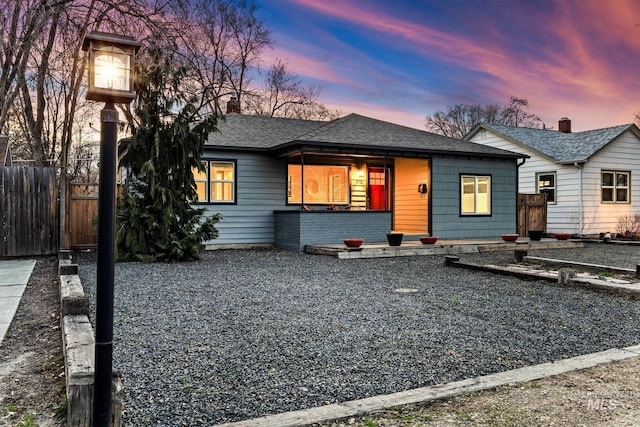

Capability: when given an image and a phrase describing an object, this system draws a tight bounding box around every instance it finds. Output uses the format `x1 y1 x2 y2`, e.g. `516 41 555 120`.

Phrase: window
461 175 491 215
193 160 236 203
536 172 556 204
287 164 349 204
602 171 629 203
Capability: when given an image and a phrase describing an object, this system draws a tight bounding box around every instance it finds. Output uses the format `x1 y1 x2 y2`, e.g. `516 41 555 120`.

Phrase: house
465 118 640 237
198 109 526 251
0 135 12 167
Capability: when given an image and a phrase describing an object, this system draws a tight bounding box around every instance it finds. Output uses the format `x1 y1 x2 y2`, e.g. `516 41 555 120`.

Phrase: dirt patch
316 356 640 426
0 256 65 427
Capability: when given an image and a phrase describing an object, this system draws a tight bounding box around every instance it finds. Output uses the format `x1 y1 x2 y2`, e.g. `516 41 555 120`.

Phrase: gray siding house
198 112 526 251
466 118 640 236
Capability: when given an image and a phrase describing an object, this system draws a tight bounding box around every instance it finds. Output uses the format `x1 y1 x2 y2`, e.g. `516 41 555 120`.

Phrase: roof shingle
475 123 637 163
207 113 525 159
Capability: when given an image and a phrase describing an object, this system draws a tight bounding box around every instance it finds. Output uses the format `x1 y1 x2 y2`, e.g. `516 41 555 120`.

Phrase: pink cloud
261 45 350 85
285 0 508 69
323 98 427 130
495 1 640 130
276 0 640 131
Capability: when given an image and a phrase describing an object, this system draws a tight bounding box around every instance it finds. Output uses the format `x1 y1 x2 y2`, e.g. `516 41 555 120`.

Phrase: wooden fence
518 193 547 237
0 167 58 257
67 183 98 248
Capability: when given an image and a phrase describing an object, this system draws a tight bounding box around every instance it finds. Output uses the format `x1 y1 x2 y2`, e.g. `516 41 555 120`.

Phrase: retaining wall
58 254 123 426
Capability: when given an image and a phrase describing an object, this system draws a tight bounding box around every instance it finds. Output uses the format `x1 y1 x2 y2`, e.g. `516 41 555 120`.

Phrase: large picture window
461 175 491 215
536 172 556 204
193 160 236 203
287 164 349 204
602 171 629 203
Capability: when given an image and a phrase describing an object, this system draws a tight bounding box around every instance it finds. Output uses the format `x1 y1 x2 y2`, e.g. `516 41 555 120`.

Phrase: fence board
518 193 547 237
0 167 58 256
68 183 98 248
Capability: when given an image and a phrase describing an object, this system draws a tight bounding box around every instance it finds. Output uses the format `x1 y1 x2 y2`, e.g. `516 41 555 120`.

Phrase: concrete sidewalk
0 259 36 344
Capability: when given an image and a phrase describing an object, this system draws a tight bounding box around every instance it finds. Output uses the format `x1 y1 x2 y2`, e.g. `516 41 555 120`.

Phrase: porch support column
301 150 305 207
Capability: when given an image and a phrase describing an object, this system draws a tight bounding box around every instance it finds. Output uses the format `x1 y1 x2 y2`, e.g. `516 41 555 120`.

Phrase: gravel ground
76 243 640 426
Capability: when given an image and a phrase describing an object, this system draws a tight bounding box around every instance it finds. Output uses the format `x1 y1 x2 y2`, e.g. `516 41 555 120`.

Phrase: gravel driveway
77 243 640 426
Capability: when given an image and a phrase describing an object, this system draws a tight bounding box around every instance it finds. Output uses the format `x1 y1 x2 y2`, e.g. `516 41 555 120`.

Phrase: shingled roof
207 113 525 159
467 123 640 164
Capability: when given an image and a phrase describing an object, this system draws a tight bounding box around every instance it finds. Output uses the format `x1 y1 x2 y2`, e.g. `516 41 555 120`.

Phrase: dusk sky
256 0 640 132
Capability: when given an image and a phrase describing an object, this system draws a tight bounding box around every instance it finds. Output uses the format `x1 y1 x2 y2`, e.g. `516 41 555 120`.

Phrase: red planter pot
554 233 571 240
419 236 438 244
501 234 519 242
343 238 364 248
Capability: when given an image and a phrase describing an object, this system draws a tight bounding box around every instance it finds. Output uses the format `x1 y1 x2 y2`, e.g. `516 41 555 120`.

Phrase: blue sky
256 0 640 132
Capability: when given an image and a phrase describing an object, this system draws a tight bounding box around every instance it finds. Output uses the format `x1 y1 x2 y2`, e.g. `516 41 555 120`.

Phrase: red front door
368 168 388 210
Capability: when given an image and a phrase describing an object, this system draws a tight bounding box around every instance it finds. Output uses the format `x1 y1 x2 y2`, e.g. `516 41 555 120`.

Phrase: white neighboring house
465 118 640 236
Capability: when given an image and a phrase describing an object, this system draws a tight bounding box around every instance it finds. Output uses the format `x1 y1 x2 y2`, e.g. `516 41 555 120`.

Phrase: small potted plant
386 232 403 246
528 230 543 241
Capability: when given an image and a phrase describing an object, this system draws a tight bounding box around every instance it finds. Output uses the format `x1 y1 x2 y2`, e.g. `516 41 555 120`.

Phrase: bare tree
425 96 542 139
0 0 60 136
499 96 542 127
243 59 340 120
1 0 178 248
171 0 272 116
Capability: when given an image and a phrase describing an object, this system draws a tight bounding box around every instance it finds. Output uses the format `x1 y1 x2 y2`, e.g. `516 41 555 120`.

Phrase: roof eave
204 144 271 152
473 124 560 163
557 159 588 165
271 140 527 160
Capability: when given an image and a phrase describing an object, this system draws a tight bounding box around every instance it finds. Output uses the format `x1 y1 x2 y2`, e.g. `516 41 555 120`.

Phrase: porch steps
305 239 584 259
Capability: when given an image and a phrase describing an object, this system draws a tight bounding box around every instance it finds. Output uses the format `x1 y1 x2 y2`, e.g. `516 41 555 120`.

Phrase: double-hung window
536 172 556 204
193 160 236 203
461 175 491 215
602 171 629 203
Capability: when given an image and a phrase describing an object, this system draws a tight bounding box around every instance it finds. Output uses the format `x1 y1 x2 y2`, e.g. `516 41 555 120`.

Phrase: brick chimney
226 95 241 114
558 117 571 133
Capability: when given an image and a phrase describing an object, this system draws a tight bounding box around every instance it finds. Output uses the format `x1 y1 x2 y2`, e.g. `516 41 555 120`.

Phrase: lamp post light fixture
83 31 139 103
81 31 139 427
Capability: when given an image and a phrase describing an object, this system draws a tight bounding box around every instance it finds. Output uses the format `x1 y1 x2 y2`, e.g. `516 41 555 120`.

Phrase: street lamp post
81 31 140 427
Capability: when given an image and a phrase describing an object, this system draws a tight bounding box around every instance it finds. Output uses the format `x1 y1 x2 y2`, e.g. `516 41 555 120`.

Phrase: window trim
460 174 492 216
195 159 237 205
601 170 630 204
536 171 556 204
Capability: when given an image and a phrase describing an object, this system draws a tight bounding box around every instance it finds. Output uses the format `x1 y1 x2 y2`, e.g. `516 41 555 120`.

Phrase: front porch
274 210 393 252
305 238 584 259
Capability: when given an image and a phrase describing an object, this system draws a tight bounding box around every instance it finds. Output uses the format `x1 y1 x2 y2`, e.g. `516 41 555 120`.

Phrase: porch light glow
82 31 140 103
93 47 130 91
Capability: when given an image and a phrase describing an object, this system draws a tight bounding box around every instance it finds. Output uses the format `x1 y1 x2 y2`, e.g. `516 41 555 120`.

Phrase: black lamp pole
94 101 118 426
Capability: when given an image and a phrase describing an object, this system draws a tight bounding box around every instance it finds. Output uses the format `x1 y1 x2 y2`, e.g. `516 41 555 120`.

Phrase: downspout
574 162 583 235
516 158 526 234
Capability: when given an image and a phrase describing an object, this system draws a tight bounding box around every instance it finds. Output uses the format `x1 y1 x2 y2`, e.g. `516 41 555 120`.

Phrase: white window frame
536 172 556 204
460 175 491 215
